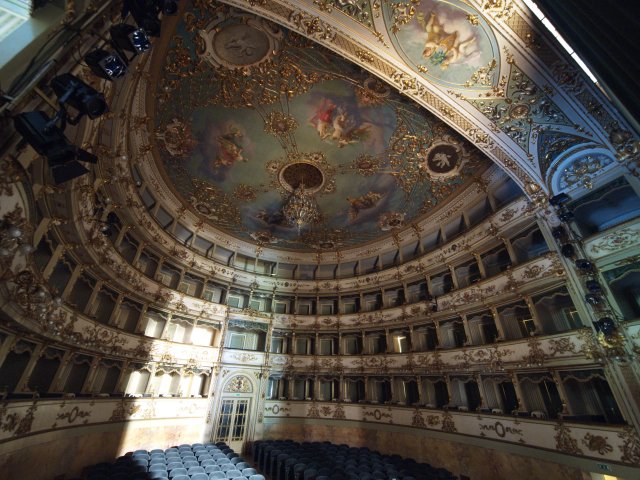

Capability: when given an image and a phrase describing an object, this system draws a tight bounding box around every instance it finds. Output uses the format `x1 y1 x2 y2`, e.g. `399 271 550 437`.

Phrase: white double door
214 396 251 452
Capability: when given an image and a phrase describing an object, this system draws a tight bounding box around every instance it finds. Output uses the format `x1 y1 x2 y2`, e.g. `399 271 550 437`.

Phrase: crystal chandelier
282 182 319 234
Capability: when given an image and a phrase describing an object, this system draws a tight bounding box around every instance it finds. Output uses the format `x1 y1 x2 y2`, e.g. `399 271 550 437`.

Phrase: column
385 328 391 353
81 357 101 393
50 351 74 392
160 313 173 340
509 371 526 413
42 244 65 279
502 237 517 267
16 344 46 392
461 315 472 346
444 374 453 407
551 369 572 415
489 306 506 341
474 373 488 410
32 218 51 247
144 364 158 395
525 295 544 334
108 294 124 327
61 265 82 300
408 325 415 352
448 264 459 290
434 321 444 347
0 333 17 367
84 280 103 315
473 252 487 279
416 376 424 404
113 224 128 248
132 241 145 267
114 360 131 394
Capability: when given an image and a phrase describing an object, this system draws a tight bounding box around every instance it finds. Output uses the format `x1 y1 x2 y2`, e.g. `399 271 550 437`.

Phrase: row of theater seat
253 440 456 480
84 442 266 480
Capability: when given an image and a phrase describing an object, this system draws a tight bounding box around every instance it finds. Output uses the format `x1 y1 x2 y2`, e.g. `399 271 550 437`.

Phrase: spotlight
549 193 570 207
124 0 162 37
50 74 108 124
585 293 601 306
575 259 594 272
98 212 120 237
551 226 565 240
85 49 128 80
110 24 151 59
586 280 602 293
558 208 574 222
158 0 178 15
13 111 97 184
596 317 616 336
560 244 575 258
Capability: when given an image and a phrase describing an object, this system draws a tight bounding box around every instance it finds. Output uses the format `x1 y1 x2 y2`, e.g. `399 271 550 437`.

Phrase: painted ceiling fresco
383 0 500 89
151 2 492 251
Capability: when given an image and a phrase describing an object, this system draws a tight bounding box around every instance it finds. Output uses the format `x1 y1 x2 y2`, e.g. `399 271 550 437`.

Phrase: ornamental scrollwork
582 433 613 456
289 11 337 41
618 425 640 465
554 422 583 456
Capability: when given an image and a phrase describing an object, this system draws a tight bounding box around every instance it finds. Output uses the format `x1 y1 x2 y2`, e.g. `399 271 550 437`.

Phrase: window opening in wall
320 303 333 315
274 301 287 314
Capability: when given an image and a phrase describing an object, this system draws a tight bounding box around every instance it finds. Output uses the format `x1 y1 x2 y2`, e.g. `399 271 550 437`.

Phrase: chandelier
282 182 320 234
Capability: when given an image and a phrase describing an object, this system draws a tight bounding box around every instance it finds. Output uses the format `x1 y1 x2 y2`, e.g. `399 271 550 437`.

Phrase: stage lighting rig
13 111 97 184
50 74 107 125
110 24 151 60
85 49 128 80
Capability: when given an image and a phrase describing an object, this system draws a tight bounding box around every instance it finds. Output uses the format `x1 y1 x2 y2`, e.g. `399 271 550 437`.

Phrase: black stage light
13 111 97 184
596 317 615 336
158 0 178 15
124 0 161 37
558 208 574 222
586 280 602 293
551 226 565 240
560 244 575 258
110 24 151 59
585 293 601 306
575 259 594 272
549 193 570 207
85 49 128 80
50 73 107 124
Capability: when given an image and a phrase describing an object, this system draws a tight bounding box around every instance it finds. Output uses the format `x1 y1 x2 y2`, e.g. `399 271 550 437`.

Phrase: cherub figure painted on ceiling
309 99 372 148
417 10 478 69
384 0 498 88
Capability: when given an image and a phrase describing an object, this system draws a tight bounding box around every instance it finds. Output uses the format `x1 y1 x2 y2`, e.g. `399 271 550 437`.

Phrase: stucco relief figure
417 11 478 69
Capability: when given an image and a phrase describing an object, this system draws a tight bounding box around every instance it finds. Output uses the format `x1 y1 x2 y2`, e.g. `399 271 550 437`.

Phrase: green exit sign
596 463 612 472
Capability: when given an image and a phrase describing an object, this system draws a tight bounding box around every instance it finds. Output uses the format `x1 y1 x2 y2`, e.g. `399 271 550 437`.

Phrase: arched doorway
214 374 254 451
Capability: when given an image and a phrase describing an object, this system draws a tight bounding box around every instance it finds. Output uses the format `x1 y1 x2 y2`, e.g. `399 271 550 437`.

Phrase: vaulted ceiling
103 0 637 259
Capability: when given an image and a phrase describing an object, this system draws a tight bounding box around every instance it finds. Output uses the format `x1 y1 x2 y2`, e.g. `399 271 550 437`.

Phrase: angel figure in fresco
331 108 372 148
212 125 246 168
347 191 383 221
417 11 477 69
309 98 337 139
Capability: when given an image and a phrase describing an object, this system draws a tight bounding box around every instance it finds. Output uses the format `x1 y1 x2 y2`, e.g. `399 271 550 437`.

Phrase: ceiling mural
151 2 492 252
383 0 500 89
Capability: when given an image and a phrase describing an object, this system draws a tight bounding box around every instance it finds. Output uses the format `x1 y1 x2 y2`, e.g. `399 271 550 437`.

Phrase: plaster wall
262 420 600 480
0 418 205 480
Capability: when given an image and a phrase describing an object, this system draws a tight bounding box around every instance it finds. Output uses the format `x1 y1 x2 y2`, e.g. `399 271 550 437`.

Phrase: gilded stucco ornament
198 11 283 71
